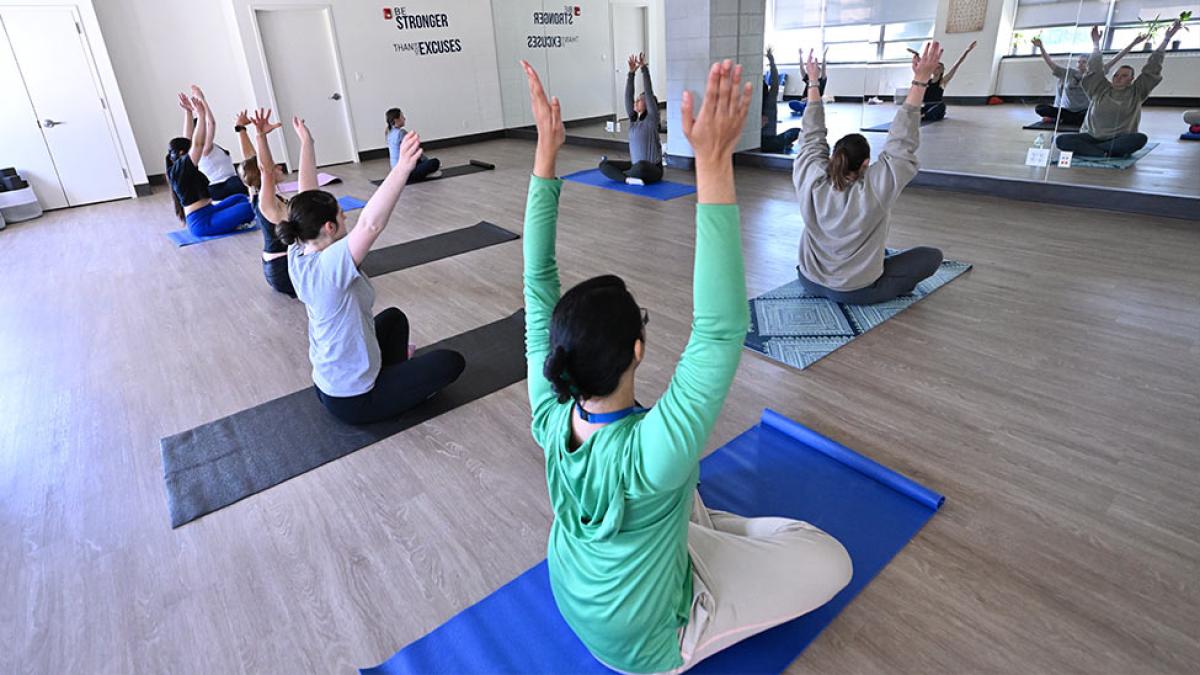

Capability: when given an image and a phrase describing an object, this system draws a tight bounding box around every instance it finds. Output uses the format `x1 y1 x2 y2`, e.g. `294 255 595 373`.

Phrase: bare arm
187 96 207 165
291 116 318 192
1032 39 1060 72
190 85 215 155
234 110 255 162
178 93 194 138
941 40 976 87
250 108 285 221
348 132 420 266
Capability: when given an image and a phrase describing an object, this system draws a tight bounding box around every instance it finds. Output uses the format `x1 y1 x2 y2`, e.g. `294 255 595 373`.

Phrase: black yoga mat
361 221 518 278
1022 120 1081 131
161 310 527 528
370 160 494 186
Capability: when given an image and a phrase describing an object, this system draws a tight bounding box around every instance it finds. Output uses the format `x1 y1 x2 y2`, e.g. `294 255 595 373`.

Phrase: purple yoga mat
276 172 340 193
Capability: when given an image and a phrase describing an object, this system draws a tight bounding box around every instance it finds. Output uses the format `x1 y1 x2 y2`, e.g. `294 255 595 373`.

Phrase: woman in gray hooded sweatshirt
792 43 944 306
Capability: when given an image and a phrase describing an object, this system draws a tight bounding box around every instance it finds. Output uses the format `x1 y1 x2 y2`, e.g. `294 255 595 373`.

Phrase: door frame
247 3 359 169
0 1 140 204
608 2 651 123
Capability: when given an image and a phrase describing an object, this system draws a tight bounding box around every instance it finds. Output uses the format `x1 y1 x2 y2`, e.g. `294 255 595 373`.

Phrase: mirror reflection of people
760 47 800 152
788 46 828 117
1056 21 1182 158
599 52 663 186
1031 34 1144 127
910 40 975 122
386 108 441 182
792 43 945 306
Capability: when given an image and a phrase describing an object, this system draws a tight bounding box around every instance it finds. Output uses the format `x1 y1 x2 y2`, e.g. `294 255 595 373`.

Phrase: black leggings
1035 104 1085 127
798 247 943 305
263 255 296 298
209 174 249 201
316 308 466 425
921 102 946 122
598 158 663 184
407 156 441 183
1054 132 1147 158
760 127 801 153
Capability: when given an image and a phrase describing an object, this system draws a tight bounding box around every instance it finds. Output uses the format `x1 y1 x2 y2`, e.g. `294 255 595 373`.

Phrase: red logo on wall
574 6 581 15
383 7 393 20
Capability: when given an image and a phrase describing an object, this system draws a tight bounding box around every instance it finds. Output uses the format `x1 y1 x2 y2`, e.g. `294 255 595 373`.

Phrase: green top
522 175 748 672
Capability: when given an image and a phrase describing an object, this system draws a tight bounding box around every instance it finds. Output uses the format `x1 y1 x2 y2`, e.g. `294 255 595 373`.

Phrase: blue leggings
185 195 254 237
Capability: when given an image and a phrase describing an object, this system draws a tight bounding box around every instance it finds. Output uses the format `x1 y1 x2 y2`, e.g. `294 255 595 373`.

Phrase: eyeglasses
640 307 650 326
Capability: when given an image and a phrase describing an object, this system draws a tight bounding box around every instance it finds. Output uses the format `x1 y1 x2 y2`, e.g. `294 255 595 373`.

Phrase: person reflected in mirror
1055 21 1182 158
760 46 801 152
910 40 974 122
789 46 828 117
599 52 663 186
1032 33 1145 127
386 108 441 182
792 43 945 306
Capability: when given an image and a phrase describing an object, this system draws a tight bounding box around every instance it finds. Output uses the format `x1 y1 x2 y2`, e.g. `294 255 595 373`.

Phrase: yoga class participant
599 52 663 185
917 40 974 122
1031 34 1144 127
794 43 945 306
244 108 295 297
282 121 464 425
386 108 441 182
521 58 851 673
1056 21 1182 158
789 46 828 117
166 93 254 238
761 46 800 153
179 86 249 201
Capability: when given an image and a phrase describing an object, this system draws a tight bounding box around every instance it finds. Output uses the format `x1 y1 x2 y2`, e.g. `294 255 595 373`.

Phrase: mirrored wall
751 0 1200 200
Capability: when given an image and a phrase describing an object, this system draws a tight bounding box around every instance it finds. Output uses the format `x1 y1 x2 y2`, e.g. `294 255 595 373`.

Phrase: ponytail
827 133 871 191
544 346 577 403
165 137 192 222
385 107 403 136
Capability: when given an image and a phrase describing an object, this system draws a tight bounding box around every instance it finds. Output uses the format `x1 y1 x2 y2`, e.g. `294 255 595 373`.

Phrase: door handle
42 119 63 128
329 93 342 101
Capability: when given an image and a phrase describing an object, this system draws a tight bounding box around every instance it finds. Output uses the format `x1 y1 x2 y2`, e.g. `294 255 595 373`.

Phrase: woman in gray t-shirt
282 118 464 425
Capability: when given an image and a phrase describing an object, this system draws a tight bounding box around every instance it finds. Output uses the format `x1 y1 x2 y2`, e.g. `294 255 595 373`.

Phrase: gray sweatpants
669 492 853 673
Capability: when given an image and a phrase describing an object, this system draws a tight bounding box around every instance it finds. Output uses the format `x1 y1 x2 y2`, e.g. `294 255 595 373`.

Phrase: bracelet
806 83 821 89
910 80 929 87
233 125 246 132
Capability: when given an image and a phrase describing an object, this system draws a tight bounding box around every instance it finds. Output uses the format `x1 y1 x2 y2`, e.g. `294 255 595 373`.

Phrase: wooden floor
2 139 1198 674
573 103 1200 198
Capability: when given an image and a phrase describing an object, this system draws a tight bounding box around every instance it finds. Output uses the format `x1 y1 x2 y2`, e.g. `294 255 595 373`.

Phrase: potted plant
1030 32 1042 54
1139 14 1164 50
1173 10 1192 49
1011 31 1023 56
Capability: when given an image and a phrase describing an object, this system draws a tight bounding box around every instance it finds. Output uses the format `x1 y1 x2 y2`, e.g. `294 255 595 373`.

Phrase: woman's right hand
1091 25 1102 46
1031 37 1043 48
291 116 313 144
911 41 944 82
190 96 206 114
177 93 193 112
804 49 820 82
681 60 753 204
628 53 639 72
251 108 281 136
522 60 564 178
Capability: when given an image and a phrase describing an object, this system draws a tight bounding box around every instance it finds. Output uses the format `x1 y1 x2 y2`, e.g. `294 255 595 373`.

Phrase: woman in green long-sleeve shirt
520 60 852 673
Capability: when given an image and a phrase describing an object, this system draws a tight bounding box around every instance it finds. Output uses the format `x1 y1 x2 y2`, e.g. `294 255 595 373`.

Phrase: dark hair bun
544 346 574 403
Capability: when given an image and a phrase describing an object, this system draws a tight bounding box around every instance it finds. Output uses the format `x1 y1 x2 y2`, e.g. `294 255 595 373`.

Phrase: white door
0 7 131 207
0 16 66 209
256 8 356 168
612 5 648 121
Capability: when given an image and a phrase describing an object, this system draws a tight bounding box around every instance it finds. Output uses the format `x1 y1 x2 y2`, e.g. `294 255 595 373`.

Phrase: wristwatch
910 80 929 87
234 124 246 132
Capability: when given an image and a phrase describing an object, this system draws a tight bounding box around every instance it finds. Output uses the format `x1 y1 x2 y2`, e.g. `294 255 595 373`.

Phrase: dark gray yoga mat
361 221 518 278
161 310 527 528
370 161 493 186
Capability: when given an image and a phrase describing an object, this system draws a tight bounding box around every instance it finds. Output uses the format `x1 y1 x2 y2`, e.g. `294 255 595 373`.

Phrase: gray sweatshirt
1048 64 1089 112
1081 48 1163 140
792 101 921 291
626 67 661 165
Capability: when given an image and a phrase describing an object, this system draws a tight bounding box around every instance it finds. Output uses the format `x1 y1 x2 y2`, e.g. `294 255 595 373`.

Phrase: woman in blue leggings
166 89 253 238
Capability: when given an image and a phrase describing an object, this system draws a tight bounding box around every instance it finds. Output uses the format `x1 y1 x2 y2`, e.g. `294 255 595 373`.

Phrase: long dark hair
275 190 339 246
386 107 403 136
165 137 192 221
827 133 871 191
544 275 645 404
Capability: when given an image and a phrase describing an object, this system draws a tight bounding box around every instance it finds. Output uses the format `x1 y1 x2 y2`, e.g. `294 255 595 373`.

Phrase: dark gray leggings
1055 132 1147 158
598 158 663 184
798 247 943 305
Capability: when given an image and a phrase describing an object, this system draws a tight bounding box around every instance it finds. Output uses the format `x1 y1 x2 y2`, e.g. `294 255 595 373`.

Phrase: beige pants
672 491 853 673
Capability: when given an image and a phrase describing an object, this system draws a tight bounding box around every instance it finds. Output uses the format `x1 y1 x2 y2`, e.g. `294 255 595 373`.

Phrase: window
767 0 937 63
1013 0 1200 55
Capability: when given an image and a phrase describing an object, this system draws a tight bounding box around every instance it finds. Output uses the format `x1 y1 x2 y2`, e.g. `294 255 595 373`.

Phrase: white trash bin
0 185 43 223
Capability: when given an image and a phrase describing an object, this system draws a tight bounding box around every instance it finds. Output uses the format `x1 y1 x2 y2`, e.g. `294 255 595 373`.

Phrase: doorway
611 4 649 123
253 7 357 169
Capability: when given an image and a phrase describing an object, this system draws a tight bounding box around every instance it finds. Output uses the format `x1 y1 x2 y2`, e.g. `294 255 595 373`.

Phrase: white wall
94 0 253 178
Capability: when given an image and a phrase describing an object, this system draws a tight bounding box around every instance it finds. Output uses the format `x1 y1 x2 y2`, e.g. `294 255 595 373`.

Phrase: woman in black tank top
244 109 296 298
910 40 975 122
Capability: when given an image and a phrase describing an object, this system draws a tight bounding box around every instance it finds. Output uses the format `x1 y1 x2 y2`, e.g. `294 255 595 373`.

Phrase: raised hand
393 130 422 175
804 49 820 82
966 40 978 51
912 40 944 82
628 53 639 72
637 52 647 69
177 93 193 111
190 84 207 101
250 108 281 136
1091 25 1102 45
765 46 774 62
190 96 207 114
291 116 312 144
1163 19 1183 42
1031 36 1043 48
235 109 251 127
681 60 753 164
521 59 564 180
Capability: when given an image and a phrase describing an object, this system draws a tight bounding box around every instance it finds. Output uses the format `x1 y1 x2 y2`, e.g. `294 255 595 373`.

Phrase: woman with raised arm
1055 21 1182 158
788 46 829 117
183 86 248 200
918 40 974 122
793 43 945 306
243 108 295 297
165 92 254 238
521 58 851 673
760 46 800 152
598 52 663 185
1031 34 1145 127
281 119 464 425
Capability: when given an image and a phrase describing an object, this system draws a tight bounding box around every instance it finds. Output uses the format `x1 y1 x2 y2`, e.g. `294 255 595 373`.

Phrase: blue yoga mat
745 253 971 370
361 409 944 674
338 195 367 211
562 168 696 201
861 117 942 133
1179 132 1200 141
165 223 259 247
